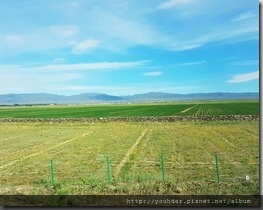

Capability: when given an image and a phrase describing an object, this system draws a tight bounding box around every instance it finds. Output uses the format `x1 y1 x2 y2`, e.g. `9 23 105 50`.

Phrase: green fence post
161 155 165 182
106 156 111 184
215 153 220 183
50 160 55 186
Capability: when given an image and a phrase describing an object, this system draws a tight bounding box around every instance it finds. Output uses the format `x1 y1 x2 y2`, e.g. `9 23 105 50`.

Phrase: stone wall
0 115 259 123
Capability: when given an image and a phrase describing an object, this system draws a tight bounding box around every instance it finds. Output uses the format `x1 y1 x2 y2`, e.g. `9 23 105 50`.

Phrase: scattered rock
0 115 259 123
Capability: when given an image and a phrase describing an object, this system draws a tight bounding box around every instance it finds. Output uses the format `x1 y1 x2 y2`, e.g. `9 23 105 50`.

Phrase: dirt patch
114 129 148 176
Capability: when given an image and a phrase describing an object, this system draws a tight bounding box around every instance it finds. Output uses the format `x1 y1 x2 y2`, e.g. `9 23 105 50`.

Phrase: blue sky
0 0 259 96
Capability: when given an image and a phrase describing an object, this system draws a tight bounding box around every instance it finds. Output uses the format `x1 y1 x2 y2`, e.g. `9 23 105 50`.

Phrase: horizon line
0 91 259 97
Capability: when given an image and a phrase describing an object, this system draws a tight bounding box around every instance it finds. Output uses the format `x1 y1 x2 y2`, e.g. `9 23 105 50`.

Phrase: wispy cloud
168 16 258 51
143 71 163 76
156 0 194 10
170 43 204 51
52 58 66 64
1 29 77 54
88 10 158 52
0 1 258 54
0 60 148 72
0 69 82 94
72 39 100 55
0 0 259 95
0 66 200 95
38 60 148 71
227 71 259 83
5 35 25 43
51 25 79 36
0 61 146 95
231 60 259 66
231 11 258 22
178 60 206 66
154 1 259 52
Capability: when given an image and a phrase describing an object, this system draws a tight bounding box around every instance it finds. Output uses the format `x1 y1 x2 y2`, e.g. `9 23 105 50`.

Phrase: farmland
0 99 260 206
0 121 259 197
0 100 259 118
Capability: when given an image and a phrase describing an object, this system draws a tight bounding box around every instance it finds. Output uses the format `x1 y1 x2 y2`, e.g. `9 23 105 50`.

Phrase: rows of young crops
0 100 259 118
180 104 224 116
179 102 259 116
0 104 194 118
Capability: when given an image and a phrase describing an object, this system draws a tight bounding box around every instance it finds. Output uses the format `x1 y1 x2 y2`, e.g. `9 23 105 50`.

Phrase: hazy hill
0 92 259 105
0 93 67 105
122 92 259 101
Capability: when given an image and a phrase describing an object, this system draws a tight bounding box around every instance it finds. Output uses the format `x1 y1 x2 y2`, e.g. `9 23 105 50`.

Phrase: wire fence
45 153 259 187
1 152 259 196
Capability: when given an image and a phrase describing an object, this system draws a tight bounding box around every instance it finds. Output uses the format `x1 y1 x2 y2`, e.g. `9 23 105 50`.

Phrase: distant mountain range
0 92 259 105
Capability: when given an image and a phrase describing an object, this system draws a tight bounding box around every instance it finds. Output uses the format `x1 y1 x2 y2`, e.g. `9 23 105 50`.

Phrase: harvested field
0 120 259 196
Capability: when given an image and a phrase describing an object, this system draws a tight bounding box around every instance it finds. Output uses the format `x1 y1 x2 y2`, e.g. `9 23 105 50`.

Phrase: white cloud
4 35 25 43
178 60 206 66
231 60 259 66
154 2 258 51
171 43 204 51
52 58 66 64
227 71 259 83
72 39 100 55
0 60 148 74
0 64 202 96
1 28 77 54
156 0 194 10
143 71 163 76
0 68 82 94
90 10 158 51
231 11 258 22
0 1 258 55
38 60 148 71
0 60 148 87
168 20 258 51
51 25 79 36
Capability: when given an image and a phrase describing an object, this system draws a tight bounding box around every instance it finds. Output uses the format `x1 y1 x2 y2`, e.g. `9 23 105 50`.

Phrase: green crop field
0 121 259 197
0 100 259 118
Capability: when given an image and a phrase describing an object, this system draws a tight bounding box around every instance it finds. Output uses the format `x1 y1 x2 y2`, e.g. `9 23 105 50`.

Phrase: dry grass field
0 120 259 196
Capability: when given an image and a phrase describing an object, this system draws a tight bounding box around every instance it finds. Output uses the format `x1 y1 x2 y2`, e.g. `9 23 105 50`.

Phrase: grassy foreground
0 121 259 195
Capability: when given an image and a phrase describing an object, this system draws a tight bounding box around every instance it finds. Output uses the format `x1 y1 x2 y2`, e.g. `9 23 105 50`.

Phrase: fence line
43 154 258 186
